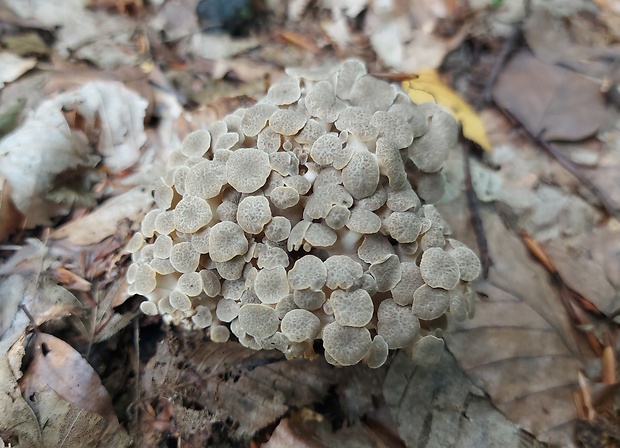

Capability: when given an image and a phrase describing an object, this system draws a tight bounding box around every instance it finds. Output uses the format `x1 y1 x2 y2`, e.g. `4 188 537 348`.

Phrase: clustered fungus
127 59 480 367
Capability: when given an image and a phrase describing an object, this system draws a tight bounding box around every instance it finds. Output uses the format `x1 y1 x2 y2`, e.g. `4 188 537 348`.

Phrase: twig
462 137 491 279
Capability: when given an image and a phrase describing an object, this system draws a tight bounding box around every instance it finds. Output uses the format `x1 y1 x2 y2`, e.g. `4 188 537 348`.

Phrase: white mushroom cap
150 258 176 275
140 300 159 316
357 234 395 265
200 269 221 297
391 262 424 306
209 221 248 263
349 75 396 112
236 195 272 234
154 211 176 235
346 208 381 234
190 227 211 254
329 289 374 327
141 209 161 238
221 279 245 300
275 294 297 319
133 264 157 295
335 58 367 100
408 107 457 173
216 299 241 322
412 284 451 320
283 175 311 195
238 303 280 339
376 138 407 189
322 322 372 366
256 245 289 269
269 109 307 136
449 289 468 322
192 305 213 329
169 290 192 311
254 266 290 304
304 222 337 248
334 107 378 141
215 256 246 280
310 133 343 166
287 220 311 252
341 151 380 200
387 211 423 243
226 149 272 194
370 111 414 149
169 242 200 273
242 103 278 136
174 196 213 234
288 255 327 291
356 186 387 211
324 255 364 289
281 309 321 342
264 216 292 242
265 76 302 105
210 325 231 343
257 126 281 153
325 205 351 229
419 247 460 290
386 183 421 212
305 80 346 123
293 288 326 311
369 254 402 292
126 232 145 254
364 335 389 369
185 160 226 199
270 186 300 209
153 234 173 259
181 130 211 157
153 178 174 210
408 335 444 365
177 272 203 296
295 118 325 145
377 299 420 349
449 246 481 281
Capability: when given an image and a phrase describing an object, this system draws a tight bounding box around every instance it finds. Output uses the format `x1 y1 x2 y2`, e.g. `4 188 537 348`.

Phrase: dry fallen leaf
383 351 535 448
0 81 147 226
51 187 153 245
142 333 335 443
493 52 607 142
0 51 37 88
405 69 492 152
442 208 588 447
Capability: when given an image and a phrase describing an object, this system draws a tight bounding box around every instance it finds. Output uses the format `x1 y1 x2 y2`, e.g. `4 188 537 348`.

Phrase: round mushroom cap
409 335 444 365
369 254 402 292
254 266 290 304
269 109 307 136
365 335 389 369
449 245 481 281
419 247 460 290
293 288 326 311
330 289 374 327
133 264 157 295
170 242 200 273
192 305 213 329
140 300 159 316
324 255 364 289
346 208 382 234
169 290 192 311
216 299 241 322
236 195 272 234
322 322 372 366
341 151 380 200
449 289 468 322
177 272 203 296
242 103 278 136
413 284 451 320
370 111 414 149
174 195 213 234
265 76 301 105
377 299 420 349
305 80 346 123
358 234 395 264
288 255 327 291
209 221 249 263
408 108 457 173
238 303 280 339
126 232 145 254
335 58 367 100
200 269 221 297
226 148 272 193
185 160 226 199
181 130 211 157
310 133 343 166
391 262 424 306
387 212 423 243
264 216 292 242
210 325 231 343
281 309 321 342
270 186 300 209
215 256 246 280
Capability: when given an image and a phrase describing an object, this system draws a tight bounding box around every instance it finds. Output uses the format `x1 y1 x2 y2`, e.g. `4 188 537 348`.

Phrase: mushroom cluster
126 59 480 367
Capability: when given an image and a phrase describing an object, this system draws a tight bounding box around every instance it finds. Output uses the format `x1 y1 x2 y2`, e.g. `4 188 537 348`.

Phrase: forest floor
1 0 620 447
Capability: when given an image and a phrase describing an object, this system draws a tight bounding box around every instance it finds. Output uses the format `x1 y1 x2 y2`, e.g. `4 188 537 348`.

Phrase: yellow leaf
403 69 492 152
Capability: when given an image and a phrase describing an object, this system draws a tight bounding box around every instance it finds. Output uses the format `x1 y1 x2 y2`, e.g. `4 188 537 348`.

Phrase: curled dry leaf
0 51 37 88
0 81 147 226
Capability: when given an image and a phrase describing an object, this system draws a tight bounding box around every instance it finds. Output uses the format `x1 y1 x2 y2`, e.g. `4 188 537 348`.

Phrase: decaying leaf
0 81 147 226
0 177 24 241
383 350 534 448
405 70 492 152
442 209 588 447
0 51 37 89
51 187 153 245
142 333 335 443
493 52 606 142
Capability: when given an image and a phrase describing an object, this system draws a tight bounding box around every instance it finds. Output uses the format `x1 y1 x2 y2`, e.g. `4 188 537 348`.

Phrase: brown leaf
493 52 606 142
442 210 589 447
20 333 117 420
383 351 534 448
142 333 335 443
0 177 23 241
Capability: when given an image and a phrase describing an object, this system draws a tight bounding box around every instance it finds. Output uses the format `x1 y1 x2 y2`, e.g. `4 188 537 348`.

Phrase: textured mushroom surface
126 59 478 367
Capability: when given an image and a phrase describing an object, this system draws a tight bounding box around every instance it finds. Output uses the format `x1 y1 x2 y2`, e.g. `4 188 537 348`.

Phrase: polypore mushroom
126 58 480 367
